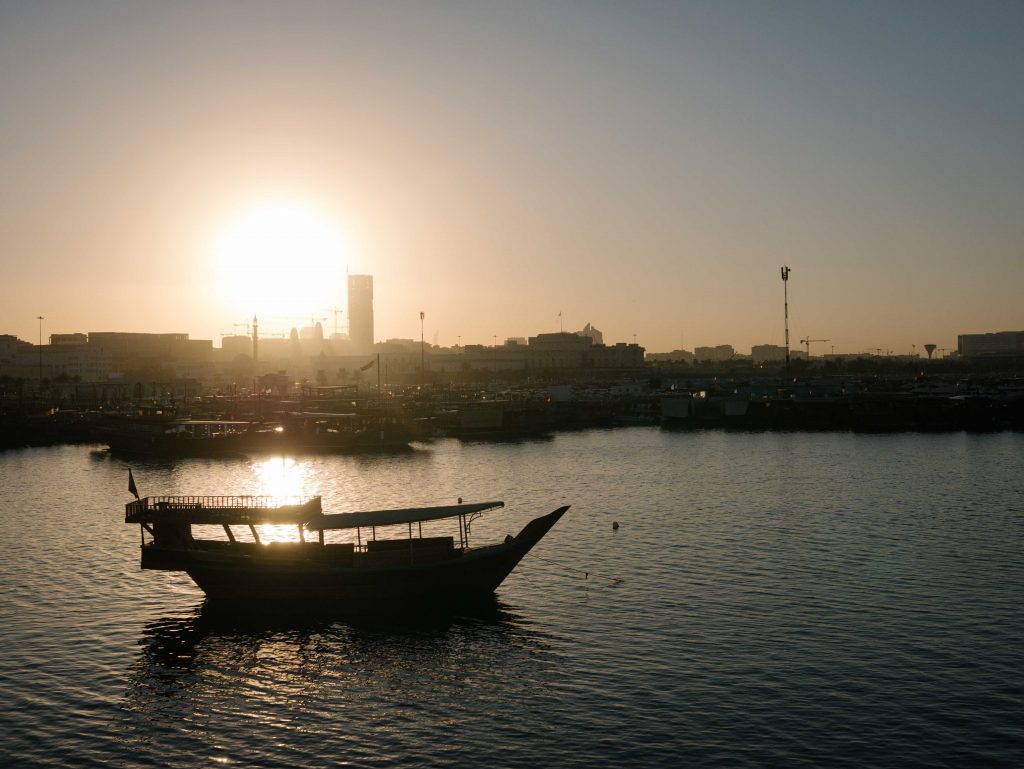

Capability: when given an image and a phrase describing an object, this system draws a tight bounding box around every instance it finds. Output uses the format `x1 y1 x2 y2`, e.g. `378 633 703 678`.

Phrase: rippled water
1 430 1022 768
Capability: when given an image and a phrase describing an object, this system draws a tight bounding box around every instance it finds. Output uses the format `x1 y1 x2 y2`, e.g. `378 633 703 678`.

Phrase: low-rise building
527 332 592 369
589 342 645 369
646 349 695 363
694 345 735 363
751 344 788 364
958 331 1024 358
7 343 113 382
220 335 253 360
87 331 213 369
50 333 88 345
0 334 32 367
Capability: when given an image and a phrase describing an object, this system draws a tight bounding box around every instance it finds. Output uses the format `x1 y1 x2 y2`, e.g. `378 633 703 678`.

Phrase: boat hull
104 431 253 457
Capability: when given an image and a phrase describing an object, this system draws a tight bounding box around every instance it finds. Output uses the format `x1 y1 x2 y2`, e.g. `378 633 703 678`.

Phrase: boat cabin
125 495 505 571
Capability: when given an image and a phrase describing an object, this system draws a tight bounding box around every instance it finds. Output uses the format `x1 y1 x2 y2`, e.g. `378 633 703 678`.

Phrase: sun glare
251 457 314 543
211 200 348 321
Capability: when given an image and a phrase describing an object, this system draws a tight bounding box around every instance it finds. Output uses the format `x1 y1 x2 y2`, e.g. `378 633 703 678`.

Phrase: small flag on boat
360 358 376 371
128 469 139 500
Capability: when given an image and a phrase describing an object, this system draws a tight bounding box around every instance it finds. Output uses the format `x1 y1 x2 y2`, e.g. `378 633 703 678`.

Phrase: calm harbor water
1 429 1022 768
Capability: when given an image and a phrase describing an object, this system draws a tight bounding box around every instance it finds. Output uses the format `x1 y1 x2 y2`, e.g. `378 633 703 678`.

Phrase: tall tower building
347 274 374 353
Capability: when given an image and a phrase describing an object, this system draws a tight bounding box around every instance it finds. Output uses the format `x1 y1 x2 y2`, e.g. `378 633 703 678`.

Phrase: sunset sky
2 1 1022 354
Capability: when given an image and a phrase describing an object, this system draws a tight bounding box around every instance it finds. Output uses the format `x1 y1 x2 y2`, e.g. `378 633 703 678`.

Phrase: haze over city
2 1 1022 354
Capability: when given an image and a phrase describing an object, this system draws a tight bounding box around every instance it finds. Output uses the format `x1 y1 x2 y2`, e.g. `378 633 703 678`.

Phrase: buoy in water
612 521 619 530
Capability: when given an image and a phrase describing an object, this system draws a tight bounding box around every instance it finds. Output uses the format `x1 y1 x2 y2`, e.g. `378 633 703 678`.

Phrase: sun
210 199 349 321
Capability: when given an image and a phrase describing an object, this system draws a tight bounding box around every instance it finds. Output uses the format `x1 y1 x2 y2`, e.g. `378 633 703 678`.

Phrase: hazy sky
2 1 1022 354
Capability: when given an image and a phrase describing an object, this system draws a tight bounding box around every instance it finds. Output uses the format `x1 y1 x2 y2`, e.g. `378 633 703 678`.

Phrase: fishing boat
276 411 413 453
124 491 568 611
100 417 280 457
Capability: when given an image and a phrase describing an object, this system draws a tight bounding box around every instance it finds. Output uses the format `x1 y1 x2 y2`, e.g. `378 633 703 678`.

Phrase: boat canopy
175 420 256 426
307 501 504 531
286 411 359 418
125 495 322 525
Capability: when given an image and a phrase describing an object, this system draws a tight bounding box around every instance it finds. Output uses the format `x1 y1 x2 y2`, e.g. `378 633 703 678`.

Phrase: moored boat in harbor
276 410 413 453
99 417 280 457
98 410 413 457
124 492 568 612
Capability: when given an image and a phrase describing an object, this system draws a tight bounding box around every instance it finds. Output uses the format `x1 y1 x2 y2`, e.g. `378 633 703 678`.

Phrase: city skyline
2 2 1022 354
4 310 996 360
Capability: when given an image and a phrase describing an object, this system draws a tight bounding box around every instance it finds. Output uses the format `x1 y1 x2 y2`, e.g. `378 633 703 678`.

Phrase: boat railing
126 495 319 521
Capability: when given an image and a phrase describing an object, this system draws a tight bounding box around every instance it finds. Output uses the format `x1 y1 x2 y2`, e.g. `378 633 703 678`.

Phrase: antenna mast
781 266 791 373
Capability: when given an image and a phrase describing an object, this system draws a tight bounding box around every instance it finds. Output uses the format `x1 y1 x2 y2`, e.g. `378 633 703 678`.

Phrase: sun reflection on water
251 457 313 499
250 457 316 543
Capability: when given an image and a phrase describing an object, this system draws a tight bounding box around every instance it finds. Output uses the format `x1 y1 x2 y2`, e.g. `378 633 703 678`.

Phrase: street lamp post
780 267 791 374
36 315 44 388
420 311 425 383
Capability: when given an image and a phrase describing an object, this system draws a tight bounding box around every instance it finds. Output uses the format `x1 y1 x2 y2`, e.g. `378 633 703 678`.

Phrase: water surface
1 429 1021 767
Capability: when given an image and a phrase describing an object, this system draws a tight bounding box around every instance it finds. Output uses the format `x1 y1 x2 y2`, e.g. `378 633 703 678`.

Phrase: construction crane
800 337 830 358
329 307 344 337
220 320 252 337
302 316 328 341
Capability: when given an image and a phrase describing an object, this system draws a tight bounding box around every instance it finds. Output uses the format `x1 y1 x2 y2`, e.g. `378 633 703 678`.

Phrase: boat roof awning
286 411 358 418
174 420 254 426
306 501 504 531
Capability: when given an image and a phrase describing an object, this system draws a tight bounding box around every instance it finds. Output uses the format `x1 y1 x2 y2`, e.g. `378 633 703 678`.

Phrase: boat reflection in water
133 594 535 671
131 597 523 683
119 597 561 766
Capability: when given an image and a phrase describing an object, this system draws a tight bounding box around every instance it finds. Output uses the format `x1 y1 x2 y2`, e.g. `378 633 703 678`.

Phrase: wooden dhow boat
101 418 278 458
125 491 568 611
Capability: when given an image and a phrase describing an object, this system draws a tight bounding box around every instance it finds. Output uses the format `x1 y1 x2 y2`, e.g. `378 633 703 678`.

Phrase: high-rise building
347 274 374 353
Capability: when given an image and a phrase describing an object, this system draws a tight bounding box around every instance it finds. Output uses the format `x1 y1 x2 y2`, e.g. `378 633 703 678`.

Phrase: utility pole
780 267 791 373
420 311 425 383
36 315 44 388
